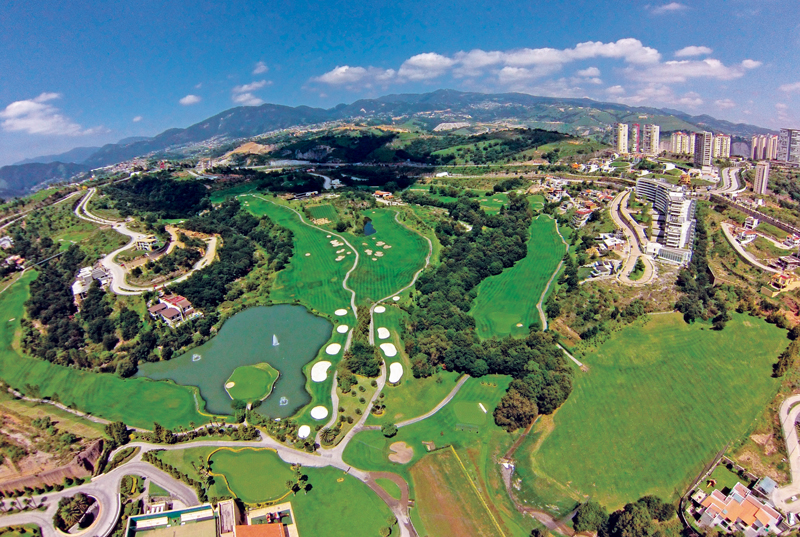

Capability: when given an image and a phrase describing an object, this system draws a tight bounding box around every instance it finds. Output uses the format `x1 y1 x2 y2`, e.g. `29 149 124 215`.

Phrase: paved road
713 166 745 195
720 222 779 274
308 172 332 190
535 214 568 331
772 395 800 512
395 375 469 428
608 191 655 286
0 191 81 231
74 189 219 295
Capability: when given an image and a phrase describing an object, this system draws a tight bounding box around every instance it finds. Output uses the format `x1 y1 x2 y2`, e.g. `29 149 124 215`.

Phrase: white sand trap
376 241 385 246
337 248 345 253
335 256 345 261
336 324 349 334
478 403 487 413
297 425 311 439
326 343 342 355
335 309 348 316
225 382 235 389
383 245 392 249
326 235 331 238
362 242 368 246
516 323 523 327
365 249 373 255
377 327 390 340
374 306 386 313
310 406 329 420
389 363 404 383
392 296 400 302
311 361 332 382
380 343 398 357
347 251 351 254
305 253 311 257
372 258 377 261
375 251 384 257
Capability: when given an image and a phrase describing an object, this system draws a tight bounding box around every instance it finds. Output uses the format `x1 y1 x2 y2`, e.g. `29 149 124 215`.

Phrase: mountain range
1 89 774 199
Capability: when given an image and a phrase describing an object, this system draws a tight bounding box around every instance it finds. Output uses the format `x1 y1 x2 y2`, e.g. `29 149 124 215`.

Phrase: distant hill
15 146 100 165
0 162 89 199
7 90 772 193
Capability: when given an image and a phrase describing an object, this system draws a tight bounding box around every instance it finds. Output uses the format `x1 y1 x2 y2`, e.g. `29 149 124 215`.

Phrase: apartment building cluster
615 123 660 156
636 177 697 264
752 134 780 160
668 131 731 164
778 128 800 164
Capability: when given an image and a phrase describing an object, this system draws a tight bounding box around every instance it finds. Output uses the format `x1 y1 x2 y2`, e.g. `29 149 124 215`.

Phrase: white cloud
398 53 455 80
776 103 789 110
626 58 757 83
650 2 688 14
179 94 201 105
0 93 97 136
253 61 268 75
606 85 626 96
312 65 396 86
612 85 703 108
132 116 143 122
714 99 736 109
232 93 264 106
779 82 800 92
233 80 269 93
576 67 601 77
741 59 762 69
675 46 712 57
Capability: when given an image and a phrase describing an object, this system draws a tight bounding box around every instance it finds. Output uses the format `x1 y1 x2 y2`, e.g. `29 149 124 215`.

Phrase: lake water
136 305 332 418
364 220 376 235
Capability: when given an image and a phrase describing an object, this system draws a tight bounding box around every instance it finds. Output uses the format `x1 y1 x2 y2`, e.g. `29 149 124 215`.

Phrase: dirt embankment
0 440 103 493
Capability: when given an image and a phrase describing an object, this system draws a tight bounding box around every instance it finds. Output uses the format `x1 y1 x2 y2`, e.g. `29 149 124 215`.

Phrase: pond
136 305 332 418
364 220 376 236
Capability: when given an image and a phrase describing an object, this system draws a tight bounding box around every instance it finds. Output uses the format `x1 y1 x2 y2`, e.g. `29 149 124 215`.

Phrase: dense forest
402 192 573 430
105 174 209 218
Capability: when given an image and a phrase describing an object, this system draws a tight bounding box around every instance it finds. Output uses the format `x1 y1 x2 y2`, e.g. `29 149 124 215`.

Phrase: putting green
453 401 488 426
210 448 296 502
225 363 279 402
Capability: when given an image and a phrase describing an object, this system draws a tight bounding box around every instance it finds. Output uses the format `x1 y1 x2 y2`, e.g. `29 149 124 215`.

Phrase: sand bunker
365 249 373 255
516 323 523 327
335 256 345 261
372 258 377 261
335 309 348 316
326 235 331 238
376 241 385 246
326 343 342 355
311 361 331 382
380 343 398 357
362 242 368 246
310 406 329 420
336 324 349 334
389 363 404 384
337 248 345 253
388 441 413 464
305 253 311 257
225 382 235 389
375 251 384 257
392 296 400 302
377 327 390 340
374 306 386 313
383 245 392 249
297 425 311 439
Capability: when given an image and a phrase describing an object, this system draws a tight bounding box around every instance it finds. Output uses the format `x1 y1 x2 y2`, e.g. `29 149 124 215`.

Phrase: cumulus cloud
312 65 396 87
253 61 268 75
649 2 688 14
776 103 789 110
714 99 736 109
625 58 759 83
611 85 703 108
675 46 712 57
179 94 201 105
232 93 264 106
132 116 143 122
779 82 800 92
398 53 455 80
233 80 270 93
741 59 762 69
0 93 98 136
576 67 601 77
606 85 626 96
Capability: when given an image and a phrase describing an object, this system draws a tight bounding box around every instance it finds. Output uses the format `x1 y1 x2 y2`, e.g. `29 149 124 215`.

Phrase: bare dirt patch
388 441 413 464
736 450 787 483
751 434 779 456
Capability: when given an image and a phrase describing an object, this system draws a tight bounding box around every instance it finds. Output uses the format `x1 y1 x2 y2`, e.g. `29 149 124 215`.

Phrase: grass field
0 391 106 439
471 215 565 339
225 363 278 402
307 204 338 221
155 447 231 499
209 448 295 502
410 447 503 537
520 313 788 511
479 192 509 214
347 209 429 303
375 477 401 500
0 272 207 430
148 481 170 498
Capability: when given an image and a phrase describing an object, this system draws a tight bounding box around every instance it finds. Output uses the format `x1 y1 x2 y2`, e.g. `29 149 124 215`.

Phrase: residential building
696 482 781 535
689 132 697 155
631 124 640 153
125 504 217 537
71 265 112 305
736 229 758 244
694 131 714 168
571 208 594 228
754 161 770 194
744 216 760 230
135 235 159 251
615 123 629 154
0 236 13 250
147 294 201 327
778 128 800 164
636 177 696 264
713 134 731 158
670 132 692 154
641 124 660 156
751 135 779 160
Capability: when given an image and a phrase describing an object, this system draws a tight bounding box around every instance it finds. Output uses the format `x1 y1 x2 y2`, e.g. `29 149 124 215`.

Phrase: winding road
608 190 656 286
771 395 800 513
720 222 779 274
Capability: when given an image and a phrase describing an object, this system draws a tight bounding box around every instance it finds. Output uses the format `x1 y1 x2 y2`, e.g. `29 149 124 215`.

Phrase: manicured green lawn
210 448 295 502
0 272 207 430
522 313 788 511
347 208 429 303
707 464 745 495
307 204 338 221
471 215 565 339
154 447 230 499
375 477 401 500
479 192 509 214
148 481 171 498
366 370 462 426
225 363 278 402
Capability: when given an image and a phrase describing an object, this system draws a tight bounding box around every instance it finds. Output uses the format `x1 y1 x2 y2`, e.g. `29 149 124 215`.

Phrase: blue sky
1 0 798 165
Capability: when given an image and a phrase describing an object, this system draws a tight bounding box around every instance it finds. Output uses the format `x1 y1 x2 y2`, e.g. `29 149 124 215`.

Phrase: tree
104 421 130 447
530 529 549 537
493 390 538 432
611 502 656 537
573 501 608 533
381 423 398 438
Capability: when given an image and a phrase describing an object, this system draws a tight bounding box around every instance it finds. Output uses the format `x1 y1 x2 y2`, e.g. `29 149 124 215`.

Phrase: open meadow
0 272 207 430
518 313 788 511
209 447 295 502
471 215 565 339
